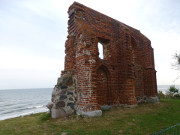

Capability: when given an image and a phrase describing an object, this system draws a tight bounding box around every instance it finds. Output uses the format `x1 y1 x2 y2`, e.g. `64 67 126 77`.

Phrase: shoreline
0 110 48 121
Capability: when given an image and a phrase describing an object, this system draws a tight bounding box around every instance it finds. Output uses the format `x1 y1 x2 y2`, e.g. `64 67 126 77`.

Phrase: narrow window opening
98 37 110 60
98 42 103 59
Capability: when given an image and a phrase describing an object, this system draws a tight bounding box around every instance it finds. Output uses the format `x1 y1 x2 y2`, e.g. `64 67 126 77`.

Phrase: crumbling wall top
68 2 151 44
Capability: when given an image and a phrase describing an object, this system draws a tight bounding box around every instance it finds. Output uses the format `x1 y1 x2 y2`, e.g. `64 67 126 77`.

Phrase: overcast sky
0 0 180 90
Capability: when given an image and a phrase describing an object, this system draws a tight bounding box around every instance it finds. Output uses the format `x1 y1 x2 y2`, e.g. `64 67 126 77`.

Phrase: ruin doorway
96 66 111 105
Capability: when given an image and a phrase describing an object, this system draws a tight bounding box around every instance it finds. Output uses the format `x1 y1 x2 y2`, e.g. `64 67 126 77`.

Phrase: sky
0 0 180 90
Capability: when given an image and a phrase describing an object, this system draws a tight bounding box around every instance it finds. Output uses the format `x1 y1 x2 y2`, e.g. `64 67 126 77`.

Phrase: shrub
168 85 179 95
158 91 165 99
166 85 180 99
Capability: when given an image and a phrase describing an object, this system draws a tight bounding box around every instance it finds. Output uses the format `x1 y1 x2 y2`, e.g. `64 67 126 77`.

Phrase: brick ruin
48 2 159 118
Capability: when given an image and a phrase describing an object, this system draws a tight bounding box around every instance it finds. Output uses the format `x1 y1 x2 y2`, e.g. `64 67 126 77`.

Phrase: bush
174 93 180 99
166 85 180 99
168 85 179 95
158 91 165 99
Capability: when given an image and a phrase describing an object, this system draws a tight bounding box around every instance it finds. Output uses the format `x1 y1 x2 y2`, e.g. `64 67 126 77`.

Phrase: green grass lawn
0 99 180 135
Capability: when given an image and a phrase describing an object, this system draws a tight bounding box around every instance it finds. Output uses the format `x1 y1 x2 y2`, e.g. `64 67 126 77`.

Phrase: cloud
0 47 63 70
0 46 64 89
0 0 67 59
0 0 67 89
0 0 180 89
0 68 60 89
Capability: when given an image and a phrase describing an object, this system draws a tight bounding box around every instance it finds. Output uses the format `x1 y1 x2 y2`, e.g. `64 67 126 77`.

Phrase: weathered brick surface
59 2 158 113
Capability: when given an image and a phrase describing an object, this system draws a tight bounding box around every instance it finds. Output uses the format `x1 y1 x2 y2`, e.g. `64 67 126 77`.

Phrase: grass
0 99 180 135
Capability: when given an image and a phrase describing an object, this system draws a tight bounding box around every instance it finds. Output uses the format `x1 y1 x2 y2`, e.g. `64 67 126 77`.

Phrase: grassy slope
0 99 180 135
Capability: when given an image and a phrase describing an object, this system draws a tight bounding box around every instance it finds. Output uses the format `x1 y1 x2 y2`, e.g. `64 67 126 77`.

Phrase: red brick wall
63 2 158 111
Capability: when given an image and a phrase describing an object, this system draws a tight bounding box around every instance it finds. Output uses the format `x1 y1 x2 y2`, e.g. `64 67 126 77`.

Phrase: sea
0 85 180 121
0 88 52 121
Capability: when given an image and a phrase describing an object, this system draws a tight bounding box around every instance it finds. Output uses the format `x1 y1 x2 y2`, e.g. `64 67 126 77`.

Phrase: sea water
0 88 52 121
0 85 180 121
